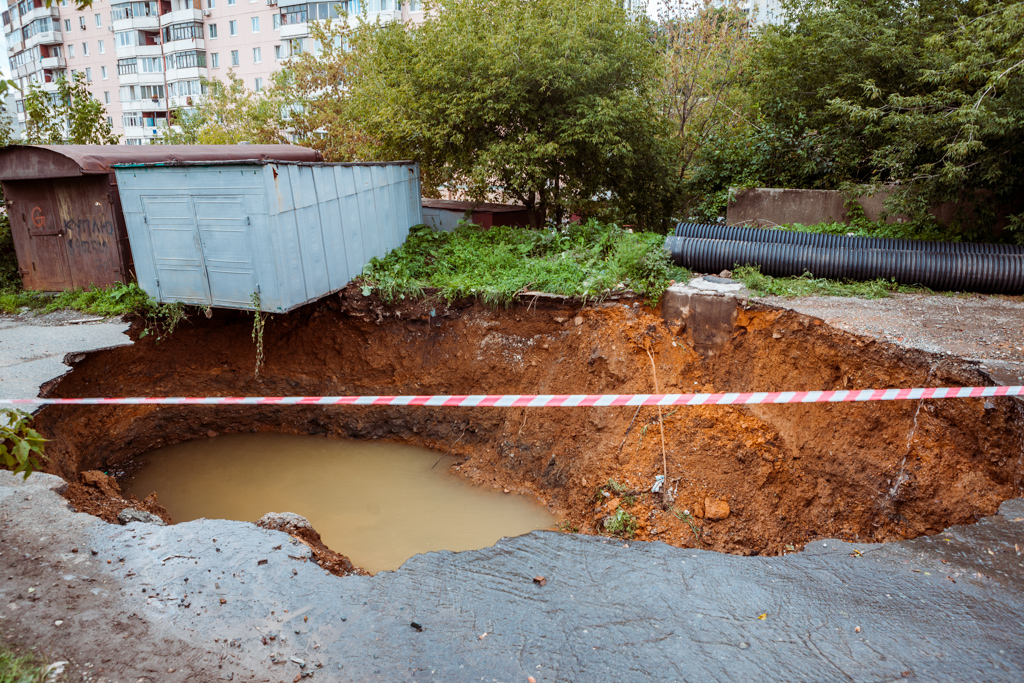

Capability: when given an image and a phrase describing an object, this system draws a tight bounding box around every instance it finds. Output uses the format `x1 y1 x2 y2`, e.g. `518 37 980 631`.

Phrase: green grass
733 265 933 299
360 220 690 306
0 643 61 683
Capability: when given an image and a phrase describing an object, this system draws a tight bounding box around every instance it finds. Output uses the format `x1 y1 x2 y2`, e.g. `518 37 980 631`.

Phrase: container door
141 195 211 305
12 180 71 291
192 196 258 308
53 176 124 289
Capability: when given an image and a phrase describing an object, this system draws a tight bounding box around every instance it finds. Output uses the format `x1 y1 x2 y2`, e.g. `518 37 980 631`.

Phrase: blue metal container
113 160 422 312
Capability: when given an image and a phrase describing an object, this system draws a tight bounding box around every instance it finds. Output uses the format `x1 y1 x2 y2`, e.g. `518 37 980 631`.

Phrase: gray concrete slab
1 470 1023 682
0 316 131 400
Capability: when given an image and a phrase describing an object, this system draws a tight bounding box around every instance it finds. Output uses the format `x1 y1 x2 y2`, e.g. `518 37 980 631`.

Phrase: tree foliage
0 409 45 479
163 72 288 145
276 20 374 161
22 73 118 145
657 0 755 215
347 0 674 228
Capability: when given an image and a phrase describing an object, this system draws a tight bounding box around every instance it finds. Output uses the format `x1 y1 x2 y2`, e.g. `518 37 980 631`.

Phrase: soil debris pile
256 512 366 577
34 283 1024 557
64 470 171 525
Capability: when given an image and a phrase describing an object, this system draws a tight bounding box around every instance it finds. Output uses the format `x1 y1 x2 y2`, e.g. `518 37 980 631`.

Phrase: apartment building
2 0 423 144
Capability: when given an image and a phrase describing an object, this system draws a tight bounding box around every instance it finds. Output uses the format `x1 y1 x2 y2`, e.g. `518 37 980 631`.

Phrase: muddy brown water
123 433 558 574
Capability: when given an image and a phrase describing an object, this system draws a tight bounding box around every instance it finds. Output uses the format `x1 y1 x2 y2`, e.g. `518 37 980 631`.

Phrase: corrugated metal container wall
113 161 422 312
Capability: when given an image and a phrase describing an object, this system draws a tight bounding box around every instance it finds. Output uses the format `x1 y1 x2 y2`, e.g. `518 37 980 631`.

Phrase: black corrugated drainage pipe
674 222 1024 255
665 236 1024 294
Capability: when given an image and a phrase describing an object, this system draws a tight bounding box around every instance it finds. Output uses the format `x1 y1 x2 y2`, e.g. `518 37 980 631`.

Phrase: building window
252 46 260 63
85 67 92 81
228 0 235 5
95 13 102 27
163 22 204 42
290 38 303 55
209 23 217 38
164 50 205 69
251 16 259 33
274 44 281 60
68 44 74 58
230 49 239 66
117 57 137 75
101 65 108 79
82 42 88 56
229 20 236 36
273 14 280 29
104 91 110 104
117 30 136 47
107 116 113 126
254 77 262 91
79 16 86 30
98 39 105 53
409 0 418 10
140 56 162 72
210 52 219 67
207 0 214 6
64 18 71 32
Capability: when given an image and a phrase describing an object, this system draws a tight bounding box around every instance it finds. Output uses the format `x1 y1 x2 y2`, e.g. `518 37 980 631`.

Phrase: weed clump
603 507 638 538
733 265 932 300
360 220 689 306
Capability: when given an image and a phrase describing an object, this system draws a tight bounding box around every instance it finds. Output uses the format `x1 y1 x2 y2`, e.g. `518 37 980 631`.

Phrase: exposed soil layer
35 284 1024 556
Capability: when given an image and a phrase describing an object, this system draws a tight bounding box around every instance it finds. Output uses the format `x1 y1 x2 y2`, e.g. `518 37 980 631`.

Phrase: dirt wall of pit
33 285 1024 555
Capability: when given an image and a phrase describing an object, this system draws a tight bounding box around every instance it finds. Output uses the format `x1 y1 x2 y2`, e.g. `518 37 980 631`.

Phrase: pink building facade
3 0 425 144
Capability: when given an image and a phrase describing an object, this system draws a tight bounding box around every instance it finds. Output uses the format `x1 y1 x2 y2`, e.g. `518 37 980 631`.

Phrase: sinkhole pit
123 433 557 574
34 284 1024 565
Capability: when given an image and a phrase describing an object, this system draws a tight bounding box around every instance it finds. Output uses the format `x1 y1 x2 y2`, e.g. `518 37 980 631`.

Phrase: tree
657 0 756 217
22 72 119 145
276 20 374 161
163 71 288 145
349 0 674 228
829 0 1024 236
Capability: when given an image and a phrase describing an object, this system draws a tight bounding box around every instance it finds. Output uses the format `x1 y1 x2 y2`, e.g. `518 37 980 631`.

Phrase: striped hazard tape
0 386 1021 407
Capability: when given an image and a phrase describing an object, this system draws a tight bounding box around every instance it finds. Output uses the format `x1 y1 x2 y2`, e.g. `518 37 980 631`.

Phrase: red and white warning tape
0 386 1021 407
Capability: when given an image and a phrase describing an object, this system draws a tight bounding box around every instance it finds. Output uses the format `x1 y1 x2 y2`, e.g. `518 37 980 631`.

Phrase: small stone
855 626 861 633
410 621 424 632
207 430 219 438
70 548 78 554
574 316 584 326
167 668 176 673
533 576 547 587
529 677 537 683
703 497 730 521
54 620 63 626
117 509 166 526
503 488 510 494
220 598 227 604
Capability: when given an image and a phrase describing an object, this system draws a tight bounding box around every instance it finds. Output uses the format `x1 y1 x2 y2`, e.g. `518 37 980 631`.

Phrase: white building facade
2 0 422 143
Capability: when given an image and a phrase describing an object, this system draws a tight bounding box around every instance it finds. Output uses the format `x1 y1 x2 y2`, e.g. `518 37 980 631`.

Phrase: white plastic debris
652 475 665 493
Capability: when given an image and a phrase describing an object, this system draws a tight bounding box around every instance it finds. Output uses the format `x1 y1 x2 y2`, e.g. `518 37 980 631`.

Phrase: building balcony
163 38 205 53
164 66 205 81
122 98 168 111
18 5 60 28
116 71 167 86
159 9 203 26
25 29 61 49
111 16 161 32
40 55 65 69
115 43 163 58
124 123 170 139
279 22 308 39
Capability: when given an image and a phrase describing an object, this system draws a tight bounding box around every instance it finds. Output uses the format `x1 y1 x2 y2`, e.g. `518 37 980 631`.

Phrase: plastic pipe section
673 222 1024 255
665 236 1024 294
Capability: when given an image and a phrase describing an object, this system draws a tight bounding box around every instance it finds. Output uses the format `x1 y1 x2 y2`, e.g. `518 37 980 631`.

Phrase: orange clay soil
34 284 1024 556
